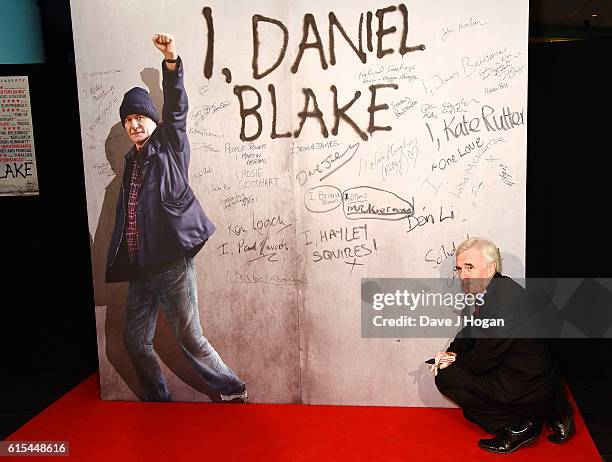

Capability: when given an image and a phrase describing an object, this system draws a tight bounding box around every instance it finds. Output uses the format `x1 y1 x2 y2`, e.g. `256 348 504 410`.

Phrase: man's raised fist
152 33 176 60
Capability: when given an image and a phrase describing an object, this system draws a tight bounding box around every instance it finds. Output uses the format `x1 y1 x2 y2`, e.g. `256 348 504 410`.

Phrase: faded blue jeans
123 256 245 401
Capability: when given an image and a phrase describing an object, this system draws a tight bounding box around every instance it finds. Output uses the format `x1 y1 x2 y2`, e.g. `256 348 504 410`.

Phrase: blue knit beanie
119 87 160 124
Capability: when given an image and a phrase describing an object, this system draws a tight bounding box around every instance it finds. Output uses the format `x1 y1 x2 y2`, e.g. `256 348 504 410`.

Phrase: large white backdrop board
72 0 528 405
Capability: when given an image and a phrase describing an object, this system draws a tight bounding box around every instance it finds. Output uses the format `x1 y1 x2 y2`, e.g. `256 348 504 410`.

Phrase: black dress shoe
546 411 575 444
478 420 541 454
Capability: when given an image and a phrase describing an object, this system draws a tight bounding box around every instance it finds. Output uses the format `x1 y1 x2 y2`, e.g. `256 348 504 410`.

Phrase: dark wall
527 37 612 377
0 2 97 438
527 38 611 278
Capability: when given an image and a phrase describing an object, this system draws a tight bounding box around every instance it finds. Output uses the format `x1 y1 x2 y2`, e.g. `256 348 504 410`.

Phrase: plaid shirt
126 151 144 263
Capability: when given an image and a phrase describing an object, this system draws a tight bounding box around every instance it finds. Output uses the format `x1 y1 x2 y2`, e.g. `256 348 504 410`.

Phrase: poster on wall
0 76 39 196
71 0 528 405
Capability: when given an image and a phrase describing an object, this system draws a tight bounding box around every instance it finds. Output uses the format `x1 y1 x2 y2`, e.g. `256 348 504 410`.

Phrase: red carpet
5 374 600 461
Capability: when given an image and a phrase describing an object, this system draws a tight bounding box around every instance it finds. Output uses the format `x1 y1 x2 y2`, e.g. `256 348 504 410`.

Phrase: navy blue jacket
106 57 215 282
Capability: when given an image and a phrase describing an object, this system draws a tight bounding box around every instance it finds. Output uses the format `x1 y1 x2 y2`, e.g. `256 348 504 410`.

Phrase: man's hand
430 351 457 376
153 33 177 61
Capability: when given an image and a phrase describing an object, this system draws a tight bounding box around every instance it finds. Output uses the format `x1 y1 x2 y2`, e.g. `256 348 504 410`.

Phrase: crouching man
433 237 573 453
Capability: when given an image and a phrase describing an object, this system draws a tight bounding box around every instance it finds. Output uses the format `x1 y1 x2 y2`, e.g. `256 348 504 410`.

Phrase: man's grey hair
456 237 502 273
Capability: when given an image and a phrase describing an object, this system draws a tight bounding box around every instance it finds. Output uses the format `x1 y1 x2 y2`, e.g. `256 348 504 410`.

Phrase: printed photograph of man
105 33 247 403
